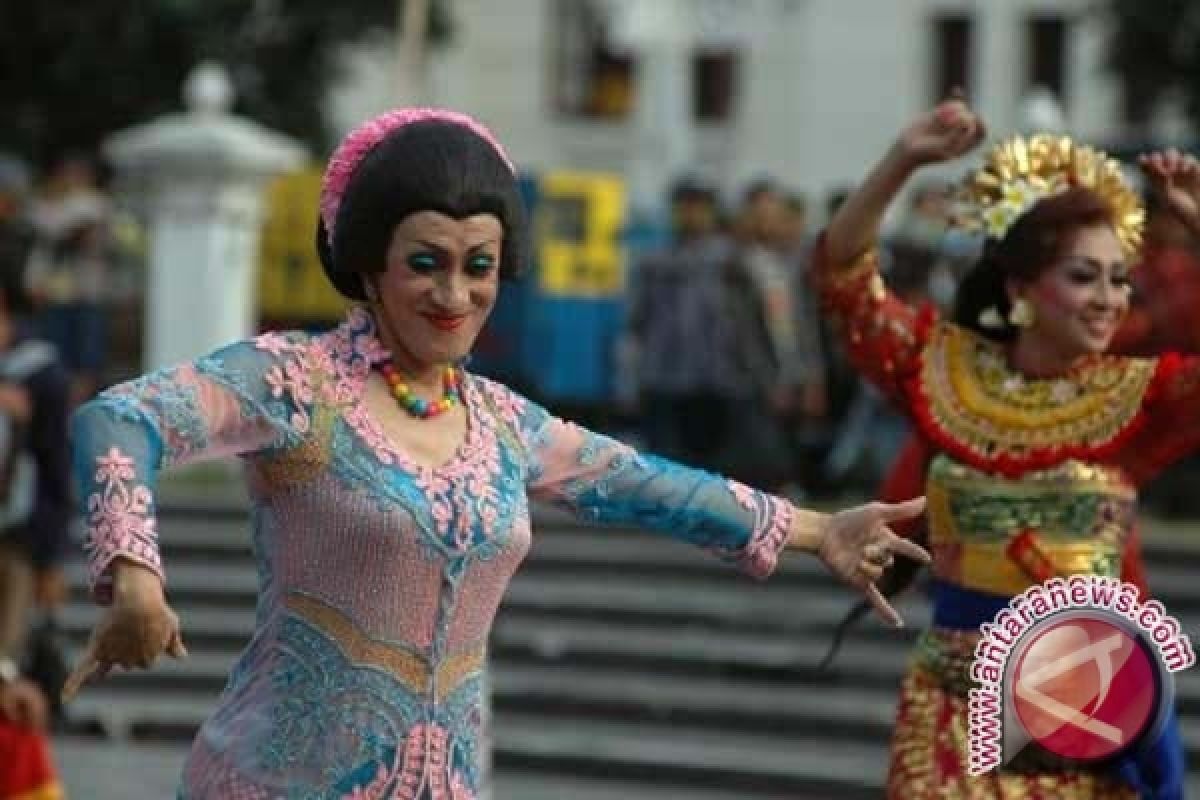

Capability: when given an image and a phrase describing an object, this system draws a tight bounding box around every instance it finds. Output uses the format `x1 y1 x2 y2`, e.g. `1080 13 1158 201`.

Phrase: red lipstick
425 314 467 331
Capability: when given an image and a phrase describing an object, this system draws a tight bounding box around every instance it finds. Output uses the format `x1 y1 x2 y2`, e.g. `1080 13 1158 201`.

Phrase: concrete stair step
62 689 889 798
54 604 921 682
138 510 1200 571
63 561 934 638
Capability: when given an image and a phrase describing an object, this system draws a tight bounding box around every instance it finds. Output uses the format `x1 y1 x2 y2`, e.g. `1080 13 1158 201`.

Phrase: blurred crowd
0 148 136 790
0 139 1198 794
622 170 1200 506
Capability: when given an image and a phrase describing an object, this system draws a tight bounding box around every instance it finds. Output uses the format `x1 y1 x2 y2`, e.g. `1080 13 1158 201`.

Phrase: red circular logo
1010 614 1157 761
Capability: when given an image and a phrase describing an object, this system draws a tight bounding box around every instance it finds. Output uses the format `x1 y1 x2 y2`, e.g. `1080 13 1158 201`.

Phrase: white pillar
104 63 306 371
610 0 697 215
975 3 1020 138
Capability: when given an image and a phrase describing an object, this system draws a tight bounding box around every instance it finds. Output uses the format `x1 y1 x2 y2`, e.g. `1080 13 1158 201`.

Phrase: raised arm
826 95 984 265
1119 151 1200 481
814 98 984 402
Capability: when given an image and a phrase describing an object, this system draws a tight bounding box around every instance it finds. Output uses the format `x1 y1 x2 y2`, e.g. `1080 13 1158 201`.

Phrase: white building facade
330 0 1169 214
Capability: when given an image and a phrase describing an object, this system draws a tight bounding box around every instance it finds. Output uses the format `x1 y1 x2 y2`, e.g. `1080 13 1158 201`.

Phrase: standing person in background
626 175 737 470
27 153 114 407
0 154 66 800
725 180 822 493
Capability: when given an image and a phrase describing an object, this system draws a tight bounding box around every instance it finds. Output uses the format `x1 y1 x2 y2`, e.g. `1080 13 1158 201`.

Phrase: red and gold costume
0 719 61 800
814 138 1193 798
815 243 1196 797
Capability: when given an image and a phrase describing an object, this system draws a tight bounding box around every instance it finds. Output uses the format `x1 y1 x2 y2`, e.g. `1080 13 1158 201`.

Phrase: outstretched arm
63 335 307 700
477 379 929 626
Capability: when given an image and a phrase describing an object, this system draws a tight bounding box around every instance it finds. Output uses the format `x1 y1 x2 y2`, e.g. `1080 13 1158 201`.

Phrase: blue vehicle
472 170 634 413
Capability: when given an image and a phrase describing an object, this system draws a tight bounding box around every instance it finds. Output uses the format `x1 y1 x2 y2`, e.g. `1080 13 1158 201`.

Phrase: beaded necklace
377 361 461 419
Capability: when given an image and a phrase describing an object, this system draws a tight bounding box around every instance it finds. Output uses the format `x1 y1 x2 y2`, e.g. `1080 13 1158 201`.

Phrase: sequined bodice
925 454 1135 596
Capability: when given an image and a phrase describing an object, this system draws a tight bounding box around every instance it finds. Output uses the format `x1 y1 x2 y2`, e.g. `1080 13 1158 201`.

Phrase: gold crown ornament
955 134 1145 257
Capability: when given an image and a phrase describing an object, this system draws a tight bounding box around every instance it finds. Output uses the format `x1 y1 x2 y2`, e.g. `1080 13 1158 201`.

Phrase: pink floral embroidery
256 318 376 435
253 331 293 358
343 404 396 465
727 481 758 512
476 378 525 433
340 765 392 800
724 480 793 580
449 770 476 800
85 446 163 596
734 491 792 578
385 723 457 799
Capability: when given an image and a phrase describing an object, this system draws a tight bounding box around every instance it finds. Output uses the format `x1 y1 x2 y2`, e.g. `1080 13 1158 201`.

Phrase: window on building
693 50 738 121
551 0 636 120
551 0 740 123
932 13 972 102
1027 15 1067 103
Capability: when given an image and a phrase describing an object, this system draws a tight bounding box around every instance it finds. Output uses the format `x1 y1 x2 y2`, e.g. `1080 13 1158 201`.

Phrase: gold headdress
956 134 1144 257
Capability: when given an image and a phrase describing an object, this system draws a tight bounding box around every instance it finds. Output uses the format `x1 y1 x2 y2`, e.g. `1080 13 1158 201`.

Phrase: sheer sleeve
811 233 935 407
71 334 306 602
474 378 806 580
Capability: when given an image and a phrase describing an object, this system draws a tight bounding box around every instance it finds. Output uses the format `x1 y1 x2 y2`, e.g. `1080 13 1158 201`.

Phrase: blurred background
1 0 1199 797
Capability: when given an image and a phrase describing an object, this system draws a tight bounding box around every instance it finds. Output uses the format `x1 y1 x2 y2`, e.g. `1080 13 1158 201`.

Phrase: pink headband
318 107 515 243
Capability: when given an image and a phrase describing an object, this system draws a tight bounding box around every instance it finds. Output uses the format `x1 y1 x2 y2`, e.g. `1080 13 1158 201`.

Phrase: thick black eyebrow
412 238 500 255
414 239 451 258
466 239 501 254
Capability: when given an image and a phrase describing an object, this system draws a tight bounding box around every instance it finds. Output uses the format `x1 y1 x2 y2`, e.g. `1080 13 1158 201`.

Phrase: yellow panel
257 168 349 323
536 172 626 297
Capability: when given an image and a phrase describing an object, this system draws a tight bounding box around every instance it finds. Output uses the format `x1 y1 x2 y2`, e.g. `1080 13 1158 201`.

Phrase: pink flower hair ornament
318 108 515 246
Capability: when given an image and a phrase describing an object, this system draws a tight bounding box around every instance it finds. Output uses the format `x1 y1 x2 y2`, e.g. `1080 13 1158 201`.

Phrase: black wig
317 120 527 302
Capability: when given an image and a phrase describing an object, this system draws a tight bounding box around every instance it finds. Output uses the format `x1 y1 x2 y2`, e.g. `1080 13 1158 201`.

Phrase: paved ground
54 737 828 800
57 737 185 799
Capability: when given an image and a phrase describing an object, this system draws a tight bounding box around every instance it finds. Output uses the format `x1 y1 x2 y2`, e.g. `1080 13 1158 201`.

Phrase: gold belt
284 593 485 702
911 626 981 697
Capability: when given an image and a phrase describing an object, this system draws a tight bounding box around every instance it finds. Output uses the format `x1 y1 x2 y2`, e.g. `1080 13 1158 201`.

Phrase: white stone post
104 62 306 372
609 0 697 216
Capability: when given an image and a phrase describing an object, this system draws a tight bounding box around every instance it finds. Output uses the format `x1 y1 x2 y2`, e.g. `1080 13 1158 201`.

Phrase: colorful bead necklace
377 361 461 419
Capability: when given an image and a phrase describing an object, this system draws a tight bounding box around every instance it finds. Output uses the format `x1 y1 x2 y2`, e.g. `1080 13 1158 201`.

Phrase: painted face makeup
1020 224 1131 361
371 211 503 374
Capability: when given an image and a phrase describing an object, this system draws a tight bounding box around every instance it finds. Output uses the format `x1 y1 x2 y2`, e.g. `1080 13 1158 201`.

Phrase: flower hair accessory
319 108 515 245
954 134 1145 256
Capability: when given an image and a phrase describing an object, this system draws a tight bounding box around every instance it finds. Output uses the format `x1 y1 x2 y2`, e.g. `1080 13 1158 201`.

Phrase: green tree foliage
0 0 453 168
1107 0 1200 131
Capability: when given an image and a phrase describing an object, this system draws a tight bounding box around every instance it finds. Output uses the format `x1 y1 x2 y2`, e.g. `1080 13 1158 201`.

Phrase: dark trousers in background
642 391 732 473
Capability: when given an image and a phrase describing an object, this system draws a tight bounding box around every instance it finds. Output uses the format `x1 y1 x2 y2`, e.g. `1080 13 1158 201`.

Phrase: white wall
329 0 1169 210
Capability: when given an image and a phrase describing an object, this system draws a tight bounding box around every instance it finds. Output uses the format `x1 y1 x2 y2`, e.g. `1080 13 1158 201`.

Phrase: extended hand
815 497 930 627
1140 149 1200 237
1 678 49 730
897 92 987 168
62 568 186 702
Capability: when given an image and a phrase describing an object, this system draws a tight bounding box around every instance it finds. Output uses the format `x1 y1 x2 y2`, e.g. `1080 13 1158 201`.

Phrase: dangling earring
978 306 1006 330
1008 298 1035 328
362 275 379 303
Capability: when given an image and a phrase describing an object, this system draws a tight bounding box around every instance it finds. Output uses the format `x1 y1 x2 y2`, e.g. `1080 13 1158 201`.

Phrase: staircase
58 491 1200 798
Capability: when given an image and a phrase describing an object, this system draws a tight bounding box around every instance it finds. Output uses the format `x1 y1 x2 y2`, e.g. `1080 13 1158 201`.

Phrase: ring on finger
865 544 892 566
